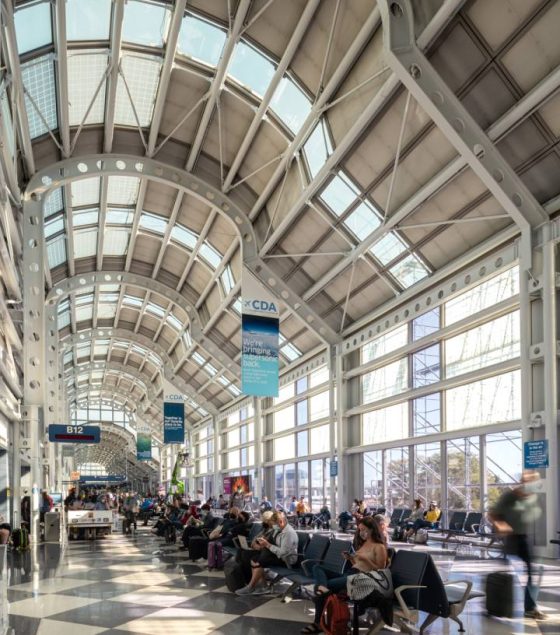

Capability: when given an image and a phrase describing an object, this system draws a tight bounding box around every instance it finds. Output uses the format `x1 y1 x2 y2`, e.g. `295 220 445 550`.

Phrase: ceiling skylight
103 229 130 256
320 173 359 216
178 14 226 67
369 232 407 266
171 224 198 250
389 254 430 288
45 215 64 239
74 229 98 259
71 177 101 207
114 55 161 127
345 201 381 241
73 209 99 227
228 40 275 97
270 76 312 134
21 56 58 139
47 235 67 269
107 209 134 225
122 0 170 48
199 243 222 269
139 212 168 235
303 119 333 178
67 52 108 126
107 176 140 205
66 0 112 41
14 1 52 55
43 188 63 218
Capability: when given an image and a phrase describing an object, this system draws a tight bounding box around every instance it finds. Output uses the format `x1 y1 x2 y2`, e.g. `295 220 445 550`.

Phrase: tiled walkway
5 528 560 634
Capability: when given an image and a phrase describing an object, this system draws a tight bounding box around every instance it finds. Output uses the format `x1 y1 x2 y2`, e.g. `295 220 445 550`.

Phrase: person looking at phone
236 511 298 596
301 516 387 634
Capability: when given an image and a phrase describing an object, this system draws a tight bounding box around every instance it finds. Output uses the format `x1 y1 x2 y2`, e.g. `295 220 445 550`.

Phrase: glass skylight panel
217 376 229 387
178 14 226 66
67 52 108 126
63 350 72 364
206 363 218 377
221 266 235 294
123 294 143 308
320 173 359 216
199 243 222 269
107 176 140 205
75 305 93 322
67 0 112 40
345 201 381 241
21 56 57 139
103 229 130 256
74 229 98 258
71 177 101 207
47 235 66 268
115 55 161 127
98 302 117 319
192 351 206 366
167 314 183 330
270 76 312 133
14 1 52 54
229 385 241 396
183 330 193 348
171 224 198 249
73 209 99 227
281 342 302 362
389 254 429 288
232 298 242 314
369 232 406 265
228 41 275 97
146 302 165 317
106 209 134 225
139 212 167 234
45 215 64 239
303 119 333 178
122 0 170 47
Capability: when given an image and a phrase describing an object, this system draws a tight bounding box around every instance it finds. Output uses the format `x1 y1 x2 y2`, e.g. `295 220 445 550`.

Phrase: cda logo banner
242 270 279 398
162 379 185 444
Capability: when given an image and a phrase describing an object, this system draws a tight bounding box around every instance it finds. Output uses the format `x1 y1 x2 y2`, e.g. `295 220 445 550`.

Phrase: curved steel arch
27 154 339 344
66 360 162 401
48 271 240 375
61 327 219 416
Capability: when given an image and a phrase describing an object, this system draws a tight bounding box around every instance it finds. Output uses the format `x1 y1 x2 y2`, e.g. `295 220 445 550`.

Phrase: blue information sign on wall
48 424 100 444
330 460 338 477
524 440 549 469
163 402 185 444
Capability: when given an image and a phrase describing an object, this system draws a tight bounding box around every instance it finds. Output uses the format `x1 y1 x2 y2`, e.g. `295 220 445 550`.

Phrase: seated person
259 496 273 513
238 511 275 581
302 516 388 634
236 511 298 595
0 515 11 545
407 501 440 538
296 496 313 527
180 504 215 548
213 511 253 548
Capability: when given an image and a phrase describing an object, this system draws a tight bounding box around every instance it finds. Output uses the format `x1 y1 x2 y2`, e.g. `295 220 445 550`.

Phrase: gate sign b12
48 424 100 444
524 439 549 469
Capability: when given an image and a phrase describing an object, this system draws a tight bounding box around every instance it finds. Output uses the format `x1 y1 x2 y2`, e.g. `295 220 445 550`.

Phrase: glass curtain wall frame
270 457 331 512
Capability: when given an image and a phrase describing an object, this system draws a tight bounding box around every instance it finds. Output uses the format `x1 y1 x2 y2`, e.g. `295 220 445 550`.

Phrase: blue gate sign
524 440 549 469
48 424 100 444
330 460 338 477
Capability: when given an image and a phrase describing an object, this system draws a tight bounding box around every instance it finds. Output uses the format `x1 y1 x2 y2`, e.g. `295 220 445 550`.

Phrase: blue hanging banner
136 430 152 461
163 379 185 444
241 270 279 397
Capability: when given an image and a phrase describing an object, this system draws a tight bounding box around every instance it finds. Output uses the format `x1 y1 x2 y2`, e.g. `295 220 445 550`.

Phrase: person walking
489 471 545 620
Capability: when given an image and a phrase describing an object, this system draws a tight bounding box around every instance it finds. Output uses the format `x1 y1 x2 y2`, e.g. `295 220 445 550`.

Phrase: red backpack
320 593 350 635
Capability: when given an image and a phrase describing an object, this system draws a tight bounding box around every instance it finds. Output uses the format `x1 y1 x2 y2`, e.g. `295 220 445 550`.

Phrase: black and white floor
5 528 560 634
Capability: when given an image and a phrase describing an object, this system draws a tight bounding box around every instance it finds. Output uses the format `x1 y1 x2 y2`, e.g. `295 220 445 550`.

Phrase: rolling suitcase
208 541 224 569
189 536 209 561
486 572 514 617
224 559 247 592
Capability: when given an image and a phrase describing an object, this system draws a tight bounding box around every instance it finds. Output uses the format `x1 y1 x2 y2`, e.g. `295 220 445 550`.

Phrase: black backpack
12 527 30 551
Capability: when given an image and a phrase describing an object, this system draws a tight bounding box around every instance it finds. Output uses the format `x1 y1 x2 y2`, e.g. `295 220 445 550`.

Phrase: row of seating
264 531 482 634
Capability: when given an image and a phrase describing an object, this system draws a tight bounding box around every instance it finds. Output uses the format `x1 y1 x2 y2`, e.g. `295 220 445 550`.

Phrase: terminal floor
5 529 560 634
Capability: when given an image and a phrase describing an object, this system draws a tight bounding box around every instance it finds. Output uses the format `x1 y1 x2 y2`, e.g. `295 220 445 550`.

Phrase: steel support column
213 416 220 498
335 345 346 517
328 347 337 516
253 397 262 501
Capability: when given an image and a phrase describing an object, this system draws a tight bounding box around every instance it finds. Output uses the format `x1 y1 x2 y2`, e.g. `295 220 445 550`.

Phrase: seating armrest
394 585 426 621
301 559 321 576
443 579 473 612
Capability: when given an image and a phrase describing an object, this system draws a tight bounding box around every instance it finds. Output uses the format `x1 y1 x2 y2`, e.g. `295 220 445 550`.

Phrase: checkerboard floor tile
6 525 559 634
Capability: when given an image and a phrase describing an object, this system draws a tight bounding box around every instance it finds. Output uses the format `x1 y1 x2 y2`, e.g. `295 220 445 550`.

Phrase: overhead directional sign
79 475 126 483
48 424 100 444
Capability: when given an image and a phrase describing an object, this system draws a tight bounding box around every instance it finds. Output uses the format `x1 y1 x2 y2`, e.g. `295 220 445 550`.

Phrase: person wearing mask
301 516 388 634
236 511 298 595
214 511 253 548
489 471 545 620
260 496 273 513
181 504 214 548
404 499 425 539
409 501 440 537
40 491 53 524
288 496 298 513
238 511 276 581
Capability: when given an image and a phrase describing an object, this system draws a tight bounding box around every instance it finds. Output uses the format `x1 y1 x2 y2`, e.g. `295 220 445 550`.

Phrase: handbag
346 569 393 600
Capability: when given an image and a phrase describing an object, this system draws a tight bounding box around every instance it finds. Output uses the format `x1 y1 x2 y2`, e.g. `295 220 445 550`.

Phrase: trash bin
44 512 60 542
